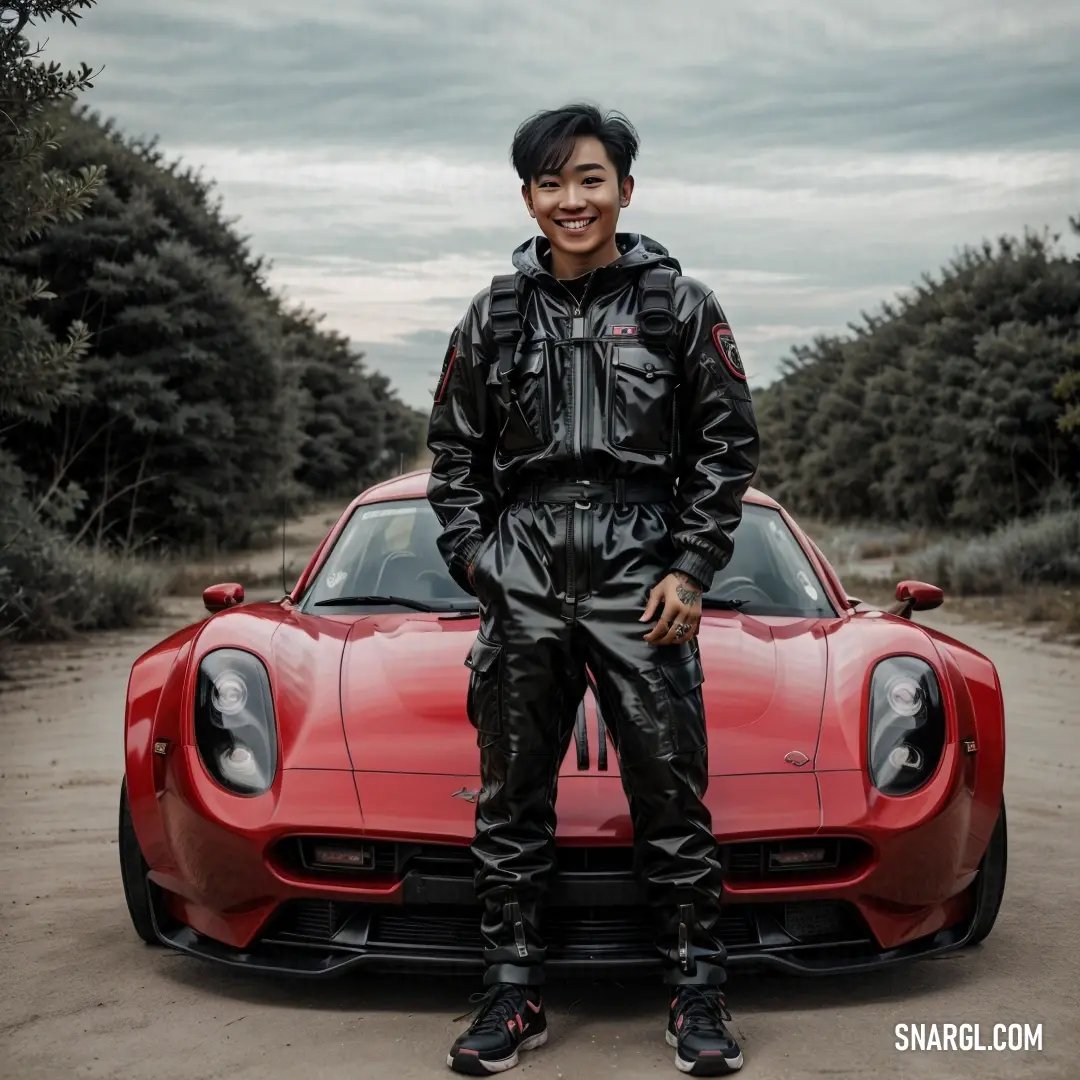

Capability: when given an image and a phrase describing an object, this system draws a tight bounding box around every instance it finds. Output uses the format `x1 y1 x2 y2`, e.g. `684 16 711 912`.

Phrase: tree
12 108 426 550
1 3 428 646
1 1 102 422
755 222 1080 530
1 0 104 641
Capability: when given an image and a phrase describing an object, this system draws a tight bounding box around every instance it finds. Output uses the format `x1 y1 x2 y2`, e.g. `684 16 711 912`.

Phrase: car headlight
194 648 277 796
868 656 945 796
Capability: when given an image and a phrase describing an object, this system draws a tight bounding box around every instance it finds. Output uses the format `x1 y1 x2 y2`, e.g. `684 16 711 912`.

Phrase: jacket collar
510 232 681 288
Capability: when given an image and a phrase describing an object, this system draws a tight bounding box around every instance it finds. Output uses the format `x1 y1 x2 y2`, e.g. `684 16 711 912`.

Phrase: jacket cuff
450 535 484 595
669 549 719 591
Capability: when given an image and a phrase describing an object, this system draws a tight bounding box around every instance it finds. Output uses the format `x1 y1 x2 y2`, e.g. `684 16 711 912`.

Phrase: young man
426 104 760 1076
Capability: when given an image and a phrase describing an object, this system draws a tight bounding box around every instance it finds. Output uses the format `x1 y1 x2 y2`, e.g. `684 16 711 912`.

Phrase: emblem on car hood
784 750 811 767
452 787 480 802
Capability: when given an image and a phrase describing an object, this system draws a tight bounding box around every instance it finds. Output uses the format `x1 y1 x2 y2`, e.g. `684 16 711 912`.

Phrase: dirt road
2 601 1077 1079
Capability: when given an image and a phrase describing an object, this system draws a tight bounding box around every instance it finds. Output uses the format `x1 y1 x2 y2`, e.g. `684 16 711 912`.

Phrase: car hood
339 611 828 777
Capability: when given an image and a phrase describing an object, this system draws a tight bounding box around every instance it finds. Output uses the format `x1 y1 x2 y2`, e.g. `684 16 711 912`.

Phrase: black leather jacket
427 233 760 593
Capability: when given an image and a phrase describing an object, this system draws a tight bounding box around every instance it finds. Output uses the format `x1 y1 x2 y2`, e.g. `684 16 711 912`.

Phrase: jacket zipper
564 272 592 464
563 278 593 619
572 305 583 463
570 304 585 615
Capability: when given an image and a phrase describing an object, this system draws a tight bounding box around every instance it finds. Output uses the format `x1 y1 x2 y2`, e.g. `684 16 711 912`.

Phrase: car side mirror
203 582 244 613
889 579 944 619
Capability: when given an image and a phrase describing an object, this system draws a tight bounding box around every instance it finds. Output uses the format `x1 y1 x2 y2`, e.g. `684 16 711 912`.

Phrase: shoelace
676 987 734 1036
455 984 528 1033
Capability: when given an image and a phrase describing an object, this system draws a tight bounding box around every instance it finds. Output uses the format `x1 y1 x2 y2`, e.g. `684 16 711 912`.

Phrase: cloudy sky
40 0 1080 411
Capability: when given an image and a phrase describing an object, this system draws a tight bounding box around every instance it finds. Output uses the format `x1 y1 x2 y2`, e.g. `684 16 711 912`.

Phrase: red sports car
119 470 1007 978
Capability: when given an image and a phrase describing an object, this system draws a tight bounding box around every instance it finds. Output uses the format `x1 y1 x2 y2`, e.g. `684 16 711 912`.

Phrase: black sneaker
667 987 743 1075
447 983 547 1074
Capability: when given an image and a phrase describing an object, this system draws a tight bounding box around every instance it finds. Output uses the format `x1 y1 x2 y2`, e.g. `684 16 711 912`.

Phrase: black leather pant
464 484 727 987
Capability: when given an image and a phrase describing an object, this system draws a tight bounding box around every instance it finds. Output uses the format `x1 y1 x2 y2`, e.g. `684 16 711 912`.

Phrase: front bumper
151 891 978 978
150 867 979 979
147 764 988 977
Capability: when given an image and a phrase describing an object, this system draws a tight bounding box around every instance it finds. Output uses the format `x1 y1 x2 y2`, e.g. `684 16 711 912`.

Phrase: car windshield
300 499 835 618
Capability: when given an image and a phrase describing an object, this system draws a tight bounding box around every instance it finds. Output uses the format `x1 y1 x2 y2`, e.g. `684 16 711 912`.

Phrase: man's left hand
640 571 703 646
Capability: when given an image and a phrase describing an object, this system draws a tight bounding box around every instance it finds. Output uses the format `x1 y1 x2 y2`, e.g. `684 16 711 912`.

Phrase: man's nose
559 185 588 209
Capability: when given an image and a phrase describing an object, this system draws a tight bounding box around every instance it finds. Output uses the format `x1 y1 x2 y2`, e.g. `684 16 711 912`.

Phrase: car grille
268 899 858 954
274 837 871 884
288 899 351 940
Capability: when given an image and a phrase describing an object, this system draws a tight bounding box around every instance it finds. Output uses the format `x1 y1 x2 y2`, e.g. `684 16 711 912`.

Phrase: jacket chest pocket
494 341 553 458
607 345 680 454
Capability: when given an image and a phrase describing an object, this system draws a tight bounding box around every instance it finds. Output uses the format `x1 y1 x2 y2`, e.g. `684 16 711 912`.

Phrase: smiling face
522 134 634 280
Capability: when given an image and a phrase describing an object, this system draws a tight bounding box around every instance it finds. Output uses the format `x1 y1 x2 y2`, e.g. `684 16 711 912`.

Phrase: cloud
34 0 1080 410
48 0 1080 155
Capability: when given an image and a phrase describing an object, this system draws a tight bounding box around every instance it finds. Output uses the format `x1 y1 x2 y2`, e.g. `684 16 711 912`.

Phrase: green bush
0 452 164 644
1 4 424 655
10 109 424 551
908 509 1080 594
756 224 1080 530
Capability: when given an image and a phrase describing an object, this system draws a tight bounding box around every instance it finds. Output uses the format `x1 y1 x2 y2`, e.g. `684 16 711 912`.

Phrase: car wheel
964 798 1008 947
118 779 162 946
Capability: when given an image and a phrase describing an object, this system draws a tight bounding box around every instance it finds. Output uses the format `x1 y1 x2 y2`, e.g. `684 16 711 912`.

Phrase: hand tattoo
673 572 702 607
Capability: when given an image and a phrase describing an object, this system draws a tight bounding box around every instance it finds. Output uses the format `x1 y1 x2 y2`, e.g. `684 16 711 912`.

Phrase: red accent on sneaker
526 1000 542 1014
458 1049 479 1056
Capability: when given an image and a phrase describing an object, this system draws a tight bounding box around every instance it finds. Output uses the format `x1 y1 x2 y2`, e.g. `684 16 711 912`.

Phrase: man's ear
521 183 536 219
620 175 635 208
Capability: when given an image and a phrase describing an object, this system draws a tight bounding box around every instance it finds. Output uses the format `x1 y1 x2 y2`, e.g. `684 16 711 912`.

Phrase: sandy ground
2 598 1078 1079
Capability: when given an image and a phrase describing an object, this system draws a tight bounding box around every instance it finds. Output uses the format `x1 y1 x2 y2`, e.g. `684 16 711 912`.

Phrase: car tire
118 779 162 946
964 798 1008 947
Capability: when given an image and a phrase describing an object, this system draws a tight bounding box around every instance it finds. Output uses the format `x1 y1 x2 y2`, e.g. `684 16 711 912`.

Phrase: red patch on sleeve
710 323 747 381
434 343 457 404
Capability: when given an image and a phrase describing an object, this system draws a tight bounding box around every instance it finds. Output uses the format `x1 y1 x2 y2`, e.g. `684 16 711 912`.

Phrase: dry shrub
803 521 936 569
907 510 1080 595
1 532 166 643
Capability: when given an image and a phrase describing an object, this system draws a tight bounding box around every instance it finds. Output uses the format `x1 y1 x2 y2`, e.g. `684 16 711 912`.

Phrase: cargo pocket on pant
465 635 503 738
658 647 706 754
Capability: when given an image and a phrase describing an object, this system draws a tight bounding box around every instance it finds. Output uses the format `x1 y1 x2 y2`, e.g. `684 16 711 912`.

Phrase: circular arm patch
710 322 747 381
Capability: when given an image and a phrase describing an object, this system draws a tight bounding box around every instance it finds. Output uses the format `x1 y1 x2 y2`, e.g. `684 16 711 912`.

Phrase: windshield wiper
313 594 442 612
701 597 748 610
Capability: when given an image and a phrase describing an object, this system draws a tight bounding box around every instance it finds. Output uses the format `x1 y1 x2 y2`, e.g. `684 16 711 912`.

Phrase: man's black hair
510 103 640 186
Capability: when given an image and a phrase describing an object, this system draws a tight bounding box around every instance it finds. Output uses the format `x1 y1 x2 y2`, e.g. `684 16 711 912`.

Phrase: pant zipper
678 902 697 975
505 897 530 960
562 506 576 620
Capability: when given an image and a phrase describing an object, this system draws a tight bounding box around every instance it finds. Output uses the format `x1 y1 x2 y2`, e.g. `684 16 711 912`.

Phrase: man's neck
550 237 621 281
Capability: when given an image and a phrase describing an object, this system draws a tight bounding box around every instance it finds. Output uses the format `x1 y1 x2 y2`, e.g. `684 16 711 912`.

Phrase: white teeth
558 218 593 231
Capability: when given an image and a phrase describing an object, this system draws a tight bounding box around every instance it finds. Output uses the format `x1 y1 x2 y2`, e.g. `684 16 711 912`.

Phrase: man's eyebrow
538 162 609 178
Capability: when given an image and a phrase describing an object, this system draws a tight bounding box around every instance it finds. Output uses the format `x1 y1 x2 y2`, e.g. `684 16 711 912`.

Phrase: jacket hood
511 232 682 282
